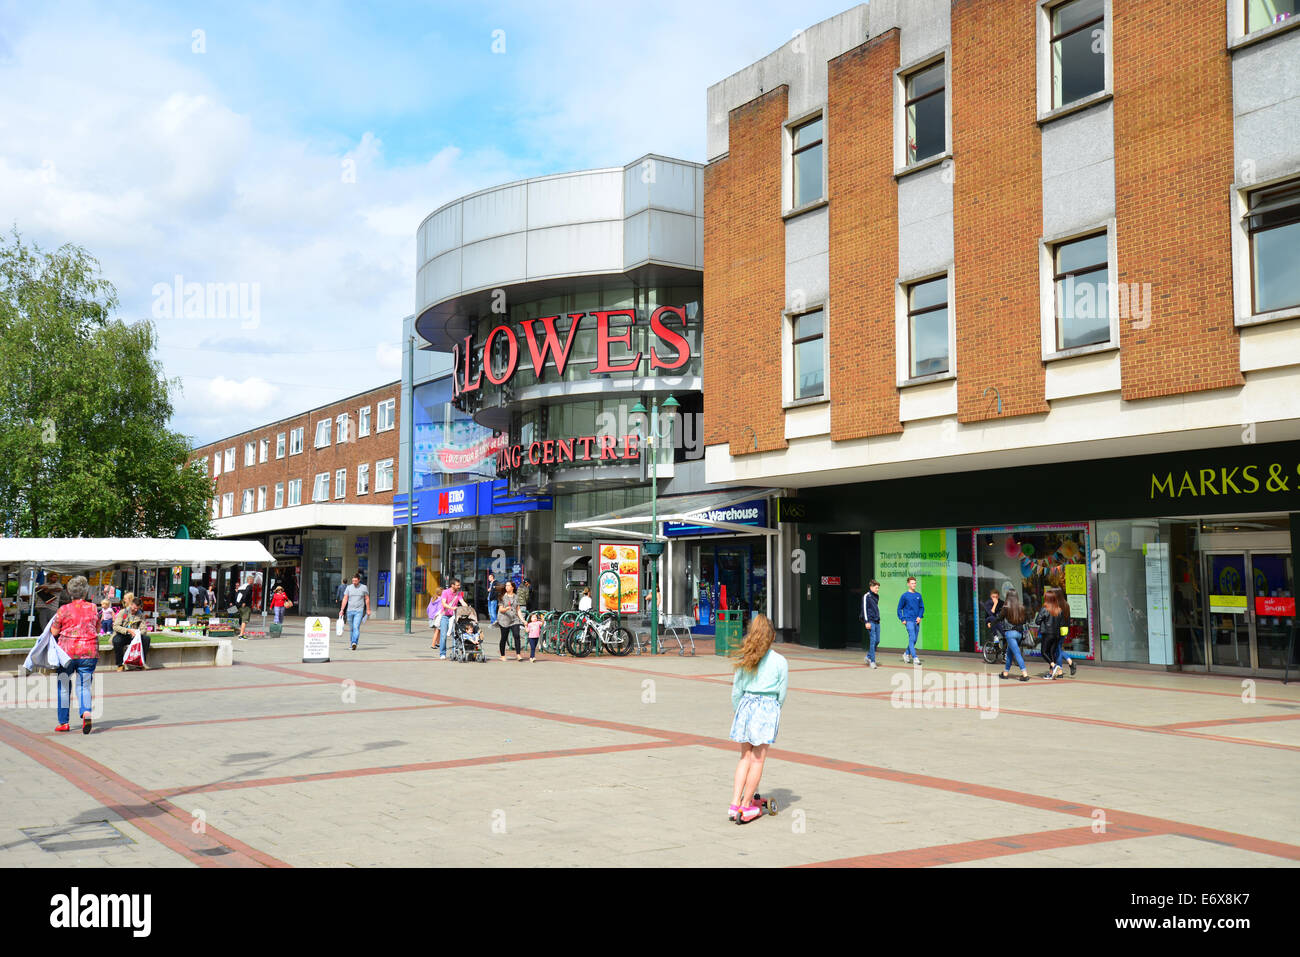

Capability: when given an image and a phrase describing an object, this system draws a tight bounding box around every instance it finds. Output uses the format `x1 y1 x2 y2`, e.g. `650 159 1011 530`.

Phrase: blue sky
0 0 858 444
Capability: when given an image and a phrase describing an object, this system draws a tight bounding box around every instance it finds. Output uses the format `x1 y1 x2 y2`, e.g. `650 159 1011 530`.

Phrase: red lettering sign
649 305 691 371
521 314 583 379
1256 596 1296 617
482 325 518 385
820 576 841 586
592 310 641 374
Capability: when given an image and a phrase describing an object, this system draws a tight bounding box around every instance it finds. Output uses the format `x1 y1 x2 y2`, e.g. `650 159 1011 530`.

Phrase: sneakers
728 804 740 821
351 643 357 651
901 653 911 664
54 723 70 733
737 805 763 824
1068 659 1077 676
869 660 878 669
912 657 923 666
439 654 446 660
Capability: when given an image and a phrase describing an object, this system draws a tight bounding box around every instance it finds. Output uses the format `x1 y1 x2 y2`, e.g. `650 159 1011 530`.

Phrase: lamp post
631 394 678 656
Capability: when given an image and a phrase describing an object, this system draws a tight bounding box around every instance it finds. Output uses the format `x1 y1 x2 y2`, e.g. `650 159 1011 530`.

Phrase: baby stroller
448 608 487 662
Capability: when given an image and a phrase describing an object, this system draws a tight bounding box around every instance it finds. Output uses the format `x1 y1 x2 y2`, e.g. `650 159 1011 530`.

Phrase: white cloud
205 376 279 412
376 341 402 369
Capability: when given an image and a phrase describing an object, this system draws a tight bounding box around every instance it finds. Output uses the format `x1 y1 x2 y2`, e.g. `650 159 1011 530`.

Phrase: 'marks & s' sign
452 306 692 396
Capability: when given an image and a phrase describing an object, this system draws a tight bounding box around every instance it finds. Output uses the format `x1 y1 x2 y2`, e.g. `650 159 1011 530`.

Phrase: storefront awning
564 488 781 540
0 538 276 575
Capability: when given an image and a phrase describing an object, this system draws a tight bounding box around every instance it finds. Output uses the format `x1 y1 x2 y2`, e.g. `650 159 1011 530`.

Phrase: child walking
525 612 543 662
729 614 788 824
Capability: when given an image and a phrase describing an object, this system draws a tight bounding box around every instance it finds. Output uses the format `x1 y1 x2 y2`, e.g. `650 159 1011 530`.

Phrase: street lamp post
632 395 678 656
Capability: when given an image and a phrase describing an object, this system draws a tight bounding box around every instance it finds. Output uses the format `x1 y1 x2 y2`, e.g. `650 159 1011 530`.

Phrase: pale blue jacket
732 649 789 710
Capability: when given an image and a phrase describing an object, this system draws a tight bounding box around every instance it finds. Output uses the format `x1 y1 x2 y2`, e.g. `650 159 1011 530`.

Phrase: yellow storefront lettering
1151 473 1175 498
1177 471 1198 497
1242 465 1260 493
1199 468 1218 497
1220 466 1241 494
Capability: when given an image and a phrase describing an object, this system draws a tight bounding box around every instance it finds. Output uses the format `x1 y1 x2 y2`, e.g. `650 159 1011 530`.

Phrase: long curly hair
734 614 776 672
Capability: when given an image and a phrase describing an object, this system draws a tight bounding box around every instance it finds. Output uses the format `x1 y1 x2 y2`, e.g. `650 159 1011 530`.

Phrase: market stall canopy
564 488 782 540
0 538 275 574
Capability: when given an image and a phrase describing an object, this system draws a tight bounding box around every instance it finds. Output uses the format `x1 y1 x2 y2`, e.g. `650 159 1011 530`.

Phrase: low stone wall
1 635 232 674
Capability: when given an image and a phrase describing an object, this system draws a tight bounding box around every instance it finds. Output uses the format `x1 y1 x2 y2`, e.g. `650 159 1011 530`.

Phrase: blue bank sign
663 499 769 537
392 480 552 526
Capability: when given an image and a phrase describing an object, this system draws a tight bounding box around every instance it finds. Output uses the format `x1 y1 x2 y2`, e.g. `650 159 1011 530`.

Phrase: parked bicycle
567 609 634 657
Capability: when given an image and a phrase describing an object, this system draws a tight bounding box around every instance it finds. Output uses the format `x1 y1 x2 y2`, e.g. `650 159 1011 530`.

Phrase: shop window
1245 178 1300 314
357 463 370 495
314 420 332 448
244 442 255 467
907 275 950 378
276 432 286 459
377 399 396 432
257 486 267 511
221 492 234 517
904 61 946 166
1049 0 1106 109
791 308 825 400
790 115 824 210
376 458 394 492
259 438 269 463
289 428 304 455
312 472 330 502
1052 231 1111 350
1247 0 1298 32
359 406 371 437
274 482 284 509
334 468 346 499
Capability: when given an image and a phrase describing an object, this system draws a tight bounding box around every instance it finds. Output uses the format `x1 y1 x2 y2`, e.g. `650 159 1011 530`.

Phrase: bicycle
567 609 635 657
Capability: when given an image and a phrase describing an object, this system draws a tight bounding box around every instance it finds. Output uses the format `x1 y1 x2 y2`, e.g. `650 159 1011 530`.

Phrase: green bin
715 609 744 657
269 622 283 639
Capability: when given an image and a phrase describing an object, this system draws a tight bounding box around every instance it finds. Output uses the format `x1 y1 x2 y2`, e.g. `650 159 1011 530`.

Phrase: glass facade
412 376 499 493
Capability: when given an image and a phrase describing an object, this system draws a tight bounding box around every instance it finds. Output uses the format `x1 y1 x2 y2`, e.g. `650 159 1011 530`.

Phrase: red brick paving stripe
153 739 682 798
801 824 1149 867
101 679 336 699
0 717 288 868
247 662 1300 863
1154 713 1300 730
94 702 460 734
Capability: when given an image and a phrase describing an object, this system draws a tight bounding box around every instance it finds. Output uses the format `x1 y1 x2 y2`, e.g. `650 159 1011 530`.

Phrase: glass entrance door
1202 551 1296 674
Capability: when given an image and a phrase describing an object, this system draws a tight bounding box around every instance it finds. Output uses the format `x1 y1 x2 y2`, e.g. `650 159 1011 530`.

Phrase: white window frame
782 303 830 408
240 488 254 514
358 406 371 437
244 441 255 467
895 270 957 386
314 420 332 448
287 479 302 507
211 497 220 520
213 453 221 477
224 447 235 472
276 432 286 459
375 458 394 492
257 485 267 511
259 438 269 463
221 492 234 518
312 472 330 502
1231 172 1300 328
783 109 827 217
357 463 370 496
1039 220 1120 360
1037 0 1113 124
893 51 952 176
274 482 284 509
289 428 304 455
1229 0 1300 49
336 413 350 444
334 468 346 499
376 399 396 433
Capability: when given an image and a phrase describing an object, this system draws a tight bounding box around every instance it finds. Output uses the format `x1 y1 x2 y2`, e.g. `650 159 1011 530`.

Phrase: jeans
903 620 921 658
439 615 454 655
347 610 364 646
273 606 284 624
488 600 498 625
864 623 880 662
57 657 97 724
1056 639 1071 668
1003 630 1025 671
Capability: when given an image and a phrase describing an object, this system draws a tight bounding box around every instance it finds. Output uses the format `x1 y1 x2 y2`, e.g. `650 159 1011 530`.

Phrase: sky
0 0 858 446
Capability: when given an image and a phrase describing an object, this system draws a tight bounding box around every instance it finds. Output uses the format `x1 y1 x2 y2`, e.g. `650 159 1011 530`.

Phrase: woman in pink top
49 575 101 734
437 578 462 660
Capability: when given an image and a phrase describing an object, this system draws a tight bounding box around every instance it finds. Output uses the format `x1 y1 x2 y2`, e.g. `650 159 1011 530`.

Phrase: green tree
0 229 213 538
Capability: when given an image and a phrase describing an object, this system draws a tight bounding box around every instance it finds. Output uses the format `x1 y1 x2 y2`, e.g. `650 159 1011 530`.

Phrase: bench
0 634 233 675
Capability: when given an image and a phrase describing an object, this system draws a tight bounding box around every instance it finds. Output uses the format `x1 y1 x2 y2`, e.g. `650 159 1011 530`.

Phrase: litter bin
715 609 744 657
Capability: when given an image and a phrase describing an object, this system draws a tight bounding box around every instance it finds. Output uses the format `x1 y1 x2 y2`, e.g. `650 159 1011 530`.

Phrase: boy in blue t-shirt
897 576 925 665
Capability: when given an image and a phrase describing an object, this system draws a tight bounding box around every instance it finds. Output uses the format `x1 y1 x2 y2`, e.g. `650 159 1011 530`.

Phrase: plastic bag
124 633 145 667
336 616 345 637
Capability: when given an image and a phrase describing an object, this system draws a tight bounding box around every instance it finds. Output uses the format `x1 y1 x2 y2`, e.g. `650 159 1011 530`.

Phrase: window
259 438 269 463
335 468 346 499
276 432 286 459
257 485 267 511
1050 0 1105 109
314 420 332 448
213 453 221 477
375 459 394 492
244 442 255 467
1246 179 1300 314
211 497 219 520
1248 0 1298 33
1053 232 1110 350
376 399 396 432
274 482 284 509
224 447 235 472
336 413 350 444
241 489 254 514
221 492 234 518
905 62 946 165
907 276 950 378
287 479 302 507
790 116 824 209
791 309 825 400
289 428 304 455
358 406 371 437
313 472 330 502
357 463 370 496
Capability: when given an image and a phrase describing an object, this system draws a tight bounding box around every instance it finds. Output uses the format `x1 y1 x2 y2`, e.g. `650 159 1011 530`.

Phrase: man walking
339 573 370 651
862 579 881 669
897 575 924 666
518 577 531 614
234 578 253 638
486 571 498 625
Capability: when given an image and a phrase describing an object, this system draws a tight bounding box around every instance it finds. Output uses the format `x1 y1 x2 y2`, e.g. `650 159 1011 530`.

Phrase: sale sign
1255 596 1296 617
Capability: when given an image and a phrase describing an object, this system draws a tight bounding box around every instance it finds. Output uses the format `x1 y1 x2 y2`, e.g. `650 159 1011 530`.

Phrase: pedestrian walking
525 612 543 662
861 579 881 668
729 614 787 824
993 589 1031 681
270 586 289 624
50 575 100 735
518 577 531 613
437 578 464 659
426 590 443 643
234 579 254 638
339 573 370 651
486 571 499 625
1038 587 1075 680
496 580 522 660
897 575 925 666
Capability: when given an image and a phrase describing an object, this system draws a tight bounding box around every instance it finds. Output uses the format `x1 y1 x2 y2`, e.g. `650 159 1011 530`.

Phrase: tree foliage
0 228 213 539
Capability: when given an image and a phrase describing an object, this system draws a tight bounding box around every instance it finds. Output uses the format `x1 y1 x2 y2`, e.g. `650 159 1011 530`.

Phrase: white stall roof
0 538 275 574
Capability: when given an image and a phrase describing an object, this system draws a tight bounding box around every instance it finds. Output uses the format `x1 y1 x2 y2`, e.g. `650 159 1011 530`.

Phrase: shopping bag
124 633 145 668
336 616 345 637
22 622 56 672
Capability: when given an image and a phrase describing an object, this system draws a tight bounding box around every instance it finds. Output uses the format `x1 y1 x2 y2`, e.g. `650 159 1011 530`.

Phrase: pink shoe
737 804 763 824
728 805 739 821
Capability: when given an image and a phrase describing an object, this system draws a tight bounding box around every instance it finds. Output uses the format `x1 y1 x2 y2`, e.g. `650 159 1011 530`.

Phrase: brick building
703 2 1300 676
189 381 401 617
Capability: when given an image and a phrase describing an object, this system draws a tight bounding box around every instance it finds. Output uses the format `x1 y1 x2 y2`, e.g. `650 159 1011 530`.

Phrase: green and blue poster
873 529 960 652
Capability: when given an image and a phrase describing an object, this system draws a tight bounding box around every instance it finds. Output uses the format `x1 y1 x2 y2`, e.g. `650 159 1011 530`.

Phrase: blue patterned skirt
730 692 781 745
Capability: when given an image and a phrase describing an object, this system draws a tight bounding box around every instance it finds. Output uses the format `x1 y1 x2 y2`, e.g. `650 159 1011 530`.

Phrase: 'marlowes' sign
663 499 769 537
453 306 692 396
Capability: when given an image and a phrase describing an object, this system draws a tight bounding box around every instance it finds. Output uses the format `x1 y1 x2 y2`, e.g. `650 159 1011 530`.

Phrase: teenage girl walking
728 614 788 824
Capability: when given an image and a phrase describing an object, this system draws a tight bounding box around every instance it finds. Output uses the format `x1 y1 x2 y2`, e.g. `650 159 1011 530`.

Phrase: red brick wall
828 29 902 441
703 86 790 455
188 382 400 517
952 0 1047 423
1113 1 1240 400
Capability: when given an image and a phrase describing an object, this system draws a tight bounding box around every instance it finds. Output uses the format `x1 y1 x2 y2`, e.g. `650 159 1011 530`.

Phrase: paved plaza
2 618 1298 868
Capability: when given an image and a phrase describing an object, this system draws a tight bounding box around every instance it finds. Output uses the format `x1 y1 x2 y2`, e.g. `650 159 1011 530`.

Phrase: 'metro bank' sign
452 306 692 396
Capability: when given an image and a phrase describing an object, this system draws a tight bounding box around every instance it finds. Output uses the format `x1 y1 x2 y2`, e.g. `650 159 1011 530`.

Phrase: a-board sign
303 615 331 663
